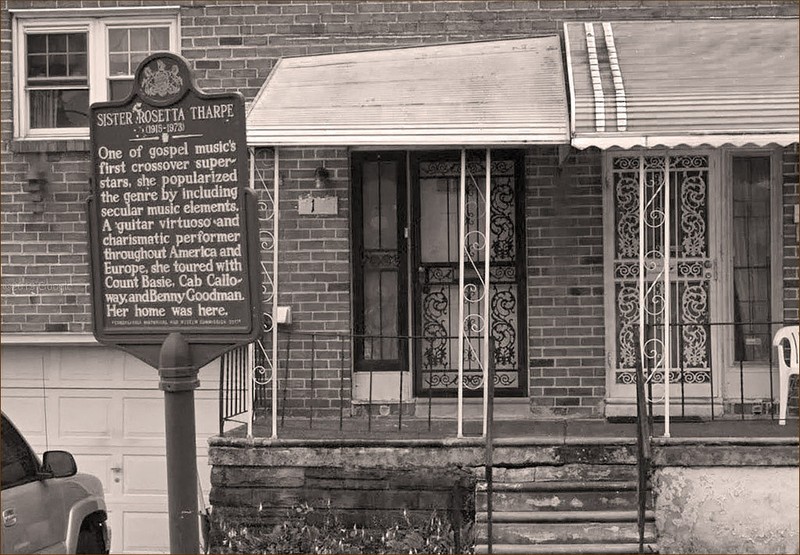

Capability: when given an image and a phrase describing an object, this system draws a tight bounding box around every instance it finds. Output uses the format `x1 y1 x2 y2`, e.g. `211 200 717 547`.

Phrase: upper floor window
12 8 180 140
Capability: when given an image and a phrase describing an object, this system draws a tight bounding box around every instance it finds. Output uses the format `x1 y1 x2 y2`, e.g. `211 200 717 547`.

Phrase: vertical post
663 157 671 437
483 148 491 437
457 148 466 438
638 156 646 409
246 341 254 437
159 332 200 555
272 148 280 440
485 338 495 554
248 149 256 439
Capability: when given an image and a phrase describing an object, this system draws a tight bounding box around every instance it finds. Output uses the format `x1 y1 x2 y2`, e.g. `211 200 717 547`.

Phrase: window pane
67 54 87 77
108 28 128 52
49 33 67 52
30 89 89 128
28 54 47 78
130 28 148 51
48 54 67 76
109 53 129 76
732 156 771 362
150 27 169 50
67 32 86 52
363 270 399 359
379 161 398 250
27 34 47 54
109 79 133 101
130 51 147 72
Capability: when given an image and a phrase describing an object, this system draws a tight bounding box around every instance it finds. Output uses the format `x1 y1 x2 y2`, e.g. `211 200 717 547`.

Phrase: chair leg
779 370 788 426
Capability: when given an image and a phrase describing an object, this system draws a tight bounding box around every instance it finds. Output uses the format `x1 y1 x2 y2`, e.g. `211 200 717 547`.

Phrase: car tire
76 519 108 555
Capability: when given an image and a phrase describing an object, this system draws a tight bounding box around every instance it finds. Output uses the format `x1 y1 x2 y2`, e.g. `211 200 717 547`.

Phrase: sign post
87 53 261 554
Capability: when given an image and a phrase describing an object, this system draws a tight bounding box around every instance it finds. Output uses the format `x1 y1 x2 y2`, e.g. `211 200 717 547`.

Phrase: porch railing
219 331 499 437
638 320 799 428
219 320 799 437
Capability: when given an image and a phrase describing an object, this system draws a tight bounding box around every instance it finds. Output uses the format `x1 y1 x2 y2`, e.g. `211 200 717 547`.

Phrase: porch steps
475 468 657 554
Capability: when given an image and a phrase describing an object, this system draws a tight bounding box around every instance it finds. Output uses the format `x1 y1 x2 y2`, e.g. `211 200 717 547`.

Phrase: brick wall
251 148 352 416
525 147 605 416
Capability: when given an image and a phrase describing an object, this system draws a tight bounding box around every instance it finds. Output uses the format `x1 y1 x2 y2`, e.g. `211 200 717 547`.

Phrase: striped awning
564 19 800 149
246 37 570 147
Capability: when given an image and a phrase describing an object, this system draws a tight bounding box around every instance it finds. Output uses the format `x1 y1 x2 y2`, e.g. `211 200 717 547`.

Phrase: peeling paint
655 467 800 554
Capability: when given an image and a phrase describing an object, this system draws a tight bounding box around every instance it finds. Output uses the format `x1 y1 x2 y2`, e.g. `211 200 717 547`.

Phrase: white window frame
11 7 180 141
718 148 783 393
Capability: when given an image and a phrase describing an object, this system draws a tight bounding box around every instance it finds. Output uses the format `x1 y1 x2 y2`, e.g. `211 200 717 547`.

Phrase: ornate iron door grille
414 153 526 397
612 154 712 389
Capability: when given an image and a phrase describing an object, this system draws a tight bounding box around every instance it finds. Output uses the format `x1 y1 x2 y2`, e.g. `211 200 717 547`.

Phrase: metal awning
246 37 569 147
564 19 800 149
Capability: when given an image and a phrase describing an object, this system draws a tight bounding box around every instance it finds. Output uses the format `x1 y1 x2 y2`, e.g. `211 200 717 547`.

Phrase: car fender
64 496 108 554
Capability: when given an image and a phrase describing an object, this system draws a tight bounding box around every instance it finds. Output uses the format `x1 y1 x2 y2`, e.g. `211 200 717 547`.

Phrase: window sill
11 138 91 153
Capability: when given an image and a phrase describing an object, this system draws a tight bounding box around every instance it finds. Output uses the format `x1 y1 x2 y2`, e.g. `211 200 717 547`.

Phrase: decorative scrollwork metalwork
613 157 640 170
615 262 639 279
617 284 639 368
362 250 400 268
491 177 515 261
615 176 639 258
680 175 707 257
491 286 516 367
422 288 449 369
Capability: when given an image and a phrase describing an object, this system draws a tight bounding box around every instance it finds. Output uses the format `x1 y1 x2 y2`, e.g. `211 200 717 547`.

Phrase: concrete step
475 519 657 544
474 542 659 554
489 464 639 483
477 481 645 512
476 510 654 523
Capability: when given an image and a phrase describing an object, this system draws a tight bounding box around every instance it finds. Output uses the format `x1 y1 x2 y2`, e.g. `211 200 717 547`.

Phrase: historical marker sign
88 53 261 367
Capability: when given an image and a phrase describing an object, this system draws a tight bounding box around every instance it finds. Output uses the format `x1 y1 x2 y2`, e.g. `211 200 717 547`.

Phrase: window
12 8 179 139
731 154 780 363
1 416 39 490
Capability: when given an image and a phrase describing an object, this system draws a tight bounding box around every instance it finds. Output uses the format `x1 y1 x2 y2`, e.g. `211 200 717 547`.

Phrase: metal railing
219 331 499 437
638 320 799 429
220 320 799 436
634 340 652 554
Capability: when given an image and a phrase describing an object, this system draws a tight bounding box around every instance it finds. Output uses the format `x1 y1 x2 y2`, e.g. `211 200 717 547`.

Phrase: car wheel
76 519 108 554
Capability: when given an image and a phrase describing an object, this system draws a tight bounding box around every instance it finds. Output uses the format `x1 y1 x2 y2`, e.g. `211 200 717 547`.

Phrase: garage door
1 342 220 554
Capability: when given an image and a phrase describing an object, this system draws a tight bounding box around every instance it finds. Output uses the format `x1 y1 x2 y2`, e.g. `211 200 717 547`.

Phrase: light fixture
314 166 330 189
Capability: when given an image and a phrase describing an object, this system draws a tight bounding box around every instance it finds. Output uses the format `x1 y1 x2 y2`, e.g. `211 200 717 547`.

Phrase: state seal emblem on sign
141 60 183 98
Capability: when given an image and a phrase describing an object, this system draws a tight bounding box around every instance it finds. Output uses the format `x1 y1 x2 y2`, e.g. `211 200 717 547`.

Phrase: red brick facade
2 0 797 416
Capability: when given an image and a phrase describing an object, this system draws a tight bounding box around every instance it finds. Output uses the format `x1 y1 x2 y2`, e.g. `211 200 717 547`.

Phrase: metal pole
663 157 671 437
485 338 496 554
638 156 646 411
457 149 466 438
248 149 256 439
158 332 200 555
483 148 491 437
272 147 280 440
246 341 254 437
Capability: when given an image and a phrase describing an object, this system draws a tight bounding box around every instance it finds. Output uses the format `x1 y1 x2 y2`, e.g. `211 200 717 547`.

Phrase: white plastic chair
773 326 799 425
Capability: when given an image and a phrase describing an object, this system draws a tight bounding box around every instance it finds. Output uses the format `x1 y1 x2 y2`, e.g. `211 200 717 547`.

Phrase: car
1 412 110 554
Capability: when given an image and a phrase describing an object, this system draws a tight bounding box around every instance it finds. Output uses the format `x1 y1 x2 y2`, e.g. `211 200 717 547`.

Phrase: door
605 152 716 413
412 152 527 397
0 344 217 554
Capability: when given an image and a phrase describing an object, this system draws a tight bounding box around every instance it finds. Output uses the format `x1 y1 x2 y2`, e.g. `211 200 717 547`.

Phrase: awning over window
564 20 799 149
246 37 569 147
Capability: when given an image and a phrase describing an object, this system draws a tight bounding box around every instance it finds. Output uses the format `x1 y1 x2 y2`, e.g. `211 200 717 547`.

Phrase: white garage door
1 341 220 554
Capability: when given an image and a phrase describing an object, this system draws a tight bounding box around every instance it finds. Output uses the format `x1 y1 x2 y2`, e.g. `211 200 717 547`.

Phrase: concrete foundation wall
654 467 800 554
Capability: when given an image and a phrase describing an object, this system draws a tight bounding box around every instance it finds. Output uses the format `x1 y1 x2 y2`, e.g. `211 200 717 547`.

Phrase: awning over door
246 37 569 146
564 19 800 149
